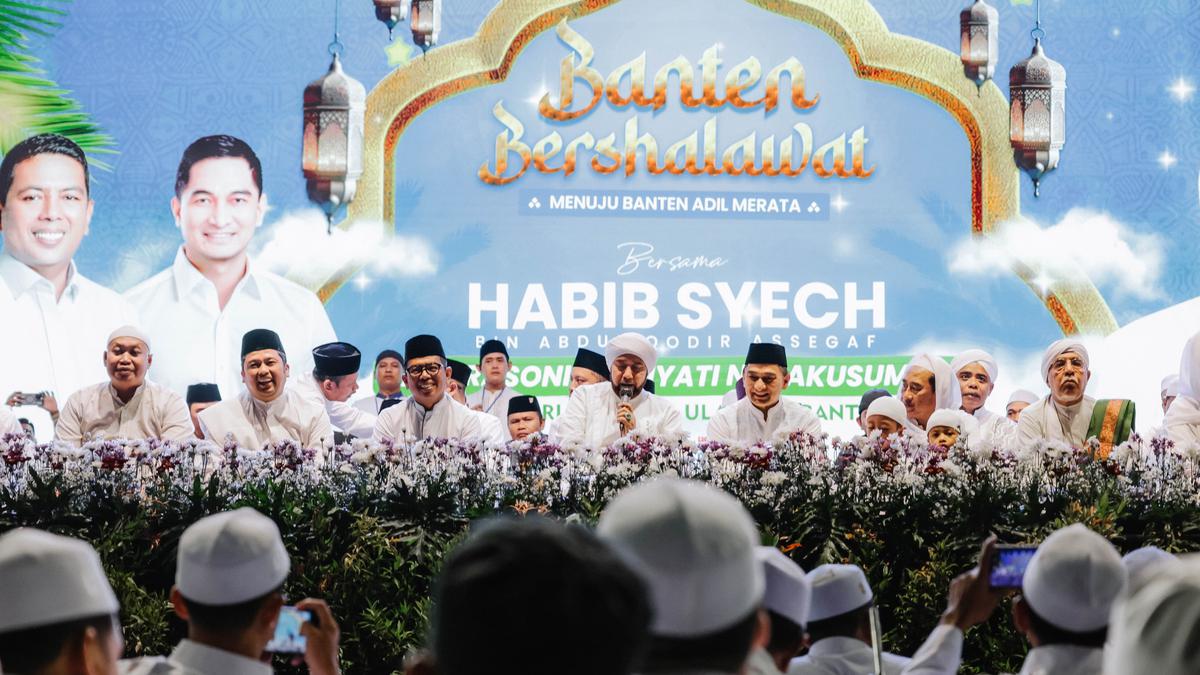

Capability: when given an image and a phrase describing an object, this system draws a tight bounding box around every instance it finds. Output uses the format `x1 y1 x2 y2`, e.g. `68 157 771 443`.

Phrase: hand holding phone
989 544 1038 589
266 606 311 654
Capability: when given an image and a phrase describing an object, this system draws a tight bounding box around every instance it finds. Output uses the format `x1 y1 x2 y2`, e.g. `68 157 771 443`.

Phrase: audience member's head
1014 523 1126 649
1107 556 1200 675
1121 546 1178 587
0 528 122 675
597 478 767 674
805 564 874 645
1006 389 1040 422
756 547 810 671
856 389 890 432
422 516 650 675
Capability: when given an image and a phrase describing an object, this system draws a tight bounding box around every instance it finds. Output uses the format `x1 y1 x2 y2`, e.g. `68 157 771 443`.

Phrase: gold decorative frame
330 0 1117 335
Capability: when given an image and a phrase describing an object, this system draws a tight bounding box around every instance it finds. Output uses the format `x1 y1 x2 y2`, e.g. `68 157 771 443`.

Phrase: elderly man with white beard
899 354 961 431
1015 339 1097 448
950 349 1013 446
555 332 682 446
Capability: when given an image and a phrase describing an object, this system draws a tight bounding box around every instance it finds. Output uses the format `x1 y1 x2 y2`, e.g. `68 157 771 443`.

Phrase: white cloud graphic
253 209 438 290
947 208 1165 302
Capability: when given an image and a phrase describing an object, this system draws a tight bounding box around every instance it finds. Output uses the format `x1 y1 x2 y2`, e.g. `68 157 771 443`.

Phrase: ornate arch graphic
330 0 1117 335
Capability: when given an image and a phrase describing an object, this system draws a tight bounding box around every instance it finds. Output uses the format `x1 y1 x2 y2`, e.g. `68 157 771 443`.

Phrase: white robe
746 647 784 675
198 389 333 450
705 397 822 444
554 382 683 447
970 407 1015 447
475 409 506 444
787 625 962 675
119 639 271 675
466 386 521 439
371 394 486 444
1163 394 1200 451
352 392 403 415
294 375 376 439
1014 396 1096 448
1016 644 1103 675
55 380 193 446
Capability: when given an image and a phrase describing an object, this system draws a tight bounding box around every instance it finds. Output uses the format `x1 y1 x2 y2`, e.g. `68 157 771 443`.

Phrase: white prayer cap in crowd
806 564 873 622
1180 331 1200 397
107 324 151 351
605 332 658 376
865 396 908 427
1106 557 1200 675
756 546 810 628
900 354 961 410
926 408 964 432
1022 523 1126 632
1006 389 1040 407
176 507 290 605
950 349 998 381
597 477 763 637
0 528 119 633
1040 339 1089 384
1121 546 1178 585
1161 374 1182 398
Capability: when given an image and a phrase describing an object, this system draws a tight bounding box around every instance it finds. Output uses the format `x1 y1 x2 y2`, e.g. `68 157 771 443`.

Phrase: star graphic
1168 77 1196 103
385 40 417 68
353 272 373 291
830 192 850 213
1157 149 1178 170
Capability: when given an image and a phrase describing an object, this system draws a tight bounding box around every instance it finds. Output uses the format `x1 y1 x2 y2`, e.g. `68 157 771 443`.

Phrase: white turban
950 349 998 382
1178 331 1200 398
900 354 961 411
107 325 151 351
1041 339 1089 384
1006 389 1040 407
605 332 657 376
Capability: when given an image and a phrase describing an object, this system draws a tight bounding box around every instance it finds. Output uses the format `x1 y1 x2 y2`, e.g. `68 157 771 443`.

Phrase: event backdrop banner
5 0 1199 439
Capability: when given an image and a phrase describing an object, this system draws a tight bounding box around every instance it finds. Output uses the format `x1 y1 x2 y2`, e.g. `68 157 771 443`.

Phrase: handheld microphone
617 384 635 434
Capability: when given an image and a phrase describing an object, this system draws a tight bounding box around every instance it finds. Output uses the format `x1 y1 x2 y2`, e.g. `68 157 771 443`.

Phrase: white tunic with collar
294 375 377 439
466 386 522 439
705 397 822 444
198 388 332 450
123 247 336 401
119 638 272 675
371 394 486 444
554 381 684 447
1014 396 1096 449
55 380 192 445
787 636 911 675
352 392 404 415
0 253 139 441
971 407 1015 447
1016 644 1104 675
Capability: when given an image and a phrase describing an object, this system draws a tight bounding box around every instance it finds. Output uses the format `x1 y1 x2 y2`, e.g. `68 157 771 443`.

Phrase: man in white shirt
372 335 486 445
301 341 377 440
55 325 192 446
118 508 342 675
706 343 822 444
123 134 336 400
0 133 139 441
1015 340 1097 449
198 328 333 450
447 357 504 443
466 339 521 432
950 349 1013 446
554 332 683 446
352 349 404 415
544 348 610 439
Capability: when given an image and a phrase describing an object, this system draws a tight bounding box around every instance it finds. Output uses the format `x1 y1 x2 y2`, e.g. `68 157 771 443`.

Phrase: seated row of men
1 476 1193 675
10 322 1200 453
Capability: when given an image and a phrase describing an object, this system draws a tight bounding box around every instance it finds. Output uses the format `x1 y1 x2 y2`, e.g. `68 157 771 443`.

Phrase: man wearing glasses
371 334 486 445
555 332 682 446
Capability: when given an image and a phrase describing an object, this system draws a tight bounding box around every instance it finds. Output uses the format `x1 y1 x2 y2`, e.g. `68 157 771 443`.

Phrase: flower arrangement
1 430 1197 674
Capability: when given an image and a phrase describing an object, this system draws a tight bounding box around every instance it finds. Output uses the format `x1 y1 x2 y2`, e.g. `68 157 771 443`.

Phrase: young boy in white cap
54 326 193 446
747 547 810 675
861 396 926 443
597 477 766 674
555 332 682 446
1008 523 1126 675
0 528 124 675
119 507 341 675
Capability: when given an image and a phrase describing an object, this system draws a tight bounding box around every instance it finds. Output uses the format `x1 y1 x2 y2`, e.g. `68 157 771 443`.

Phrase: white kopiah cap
0 528 119 633
756 547 810 628
806 564 873 622
597 478 763 637
1006 389 1040 407
176 507 290 605
604 332 658 379
1022 523 1126 632
926 408 964 432
865 396 908 427
1121 546 1178 586
1106 556 1200 675
107 325 151 351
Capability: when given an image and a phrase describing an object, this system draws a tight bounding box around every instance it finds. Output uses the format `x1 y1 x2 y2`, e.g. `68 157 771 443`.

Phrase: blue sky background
14 0 1200 363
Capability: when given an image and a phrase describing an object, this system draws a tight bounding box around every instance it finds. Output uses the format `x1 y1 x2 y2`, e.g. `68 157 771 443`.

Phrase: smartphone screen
266 606 311 654
990 545 1038 589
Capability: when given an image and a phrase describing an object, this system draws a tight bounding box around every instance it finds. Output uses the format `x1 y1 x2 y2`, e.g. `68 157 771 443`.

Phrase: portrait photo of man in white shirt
124 135 336 402
0 133 139 440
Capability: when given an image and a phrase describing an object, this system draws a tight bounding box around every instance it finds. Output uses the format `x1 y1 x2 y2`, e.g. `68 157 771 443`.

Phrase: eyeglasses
406 363 443 377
